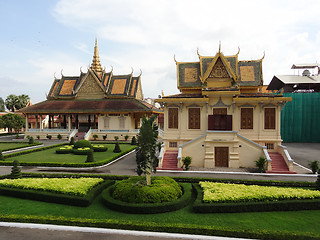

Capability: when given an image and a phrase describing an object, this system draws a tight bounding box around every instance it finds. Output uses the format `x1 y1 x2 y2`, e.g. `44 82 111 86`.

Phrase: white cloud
49 0 320 95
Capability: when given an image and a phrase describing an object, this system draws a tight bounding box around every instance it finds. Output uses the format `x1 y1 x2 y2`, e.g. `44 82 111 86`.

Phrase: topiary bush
86 151 94 163
0 150 3 160
11 160 22 179
317 174 320 191
309 161 319 174
70 137 75 145
131 136 137 145
113 142 121 153
57 134 62 140
182 156 192 171
255 157 266 173
111 176 182 203
28 136 34 144
74 140 92 149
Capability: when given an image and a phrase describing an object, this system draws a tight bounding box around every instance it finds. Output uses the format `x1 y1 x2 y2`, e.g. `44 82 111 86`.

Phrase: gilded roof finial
90 38 103 73
174 54 178 64
219 41 221 53
197 47 201 58
236 46 240 56
260 51 265 61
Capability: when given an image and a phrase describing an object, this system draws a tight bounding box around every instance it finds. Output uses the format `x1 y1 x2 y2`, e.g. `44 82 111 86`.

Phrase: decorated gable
75 71 105 99
177 62 202 89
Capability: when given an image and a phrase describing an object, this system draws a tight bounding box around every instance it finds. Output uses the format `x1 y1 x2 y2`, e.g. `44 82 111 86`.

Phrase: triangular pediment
202 52 237 84
74 69 106 99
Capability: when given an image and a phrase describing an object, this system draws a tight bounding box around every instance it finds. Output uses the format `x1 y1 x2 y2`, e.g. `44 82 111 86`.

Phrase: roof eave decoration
202 51 237 83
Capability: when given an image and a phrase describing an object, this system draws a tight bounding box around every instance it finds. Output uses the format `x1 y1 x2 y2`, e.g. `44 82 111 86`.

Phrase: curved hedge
92 145 108 152
56 145 73 154
72 148 93 155
111 176 182 203
101 182 191 214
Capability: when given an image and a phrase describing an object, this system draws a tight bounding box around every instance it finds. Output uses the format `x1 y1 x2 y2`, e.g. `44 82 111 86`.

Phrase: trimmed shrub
73 148 93 155
36 135 40 140
114 136 119 141
57 134 62 140
92 145 108 152
131 136 137 145
86 151 94 163
102 182 191 214
70 137 75 145
28 136 34 144
92 134 98 140
74 140 92 149
46 135 52 140
111 176 182 204
113 142 121 153
255 157 266 173
182 156 192 171
317 174 320 191
309 161 319 174
124 135 129 141
0 150 3 160
103 135 107 141
11 160 22 179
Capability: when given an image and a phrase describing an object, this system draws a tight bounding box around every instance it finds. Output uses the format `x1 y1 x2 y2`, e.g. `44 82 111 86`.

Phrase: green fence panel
281 93 320 142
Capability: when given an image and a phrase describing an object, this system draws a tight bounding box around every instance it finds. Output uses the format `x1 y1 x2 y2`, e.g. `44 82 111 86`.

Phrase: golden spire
90 38 103 73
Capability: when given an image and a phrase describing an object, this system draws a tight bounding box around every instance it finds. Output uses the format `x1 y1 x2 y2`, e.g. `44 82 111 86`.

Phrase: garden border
0 179 113 207
192 183 320 213
101 182 192 214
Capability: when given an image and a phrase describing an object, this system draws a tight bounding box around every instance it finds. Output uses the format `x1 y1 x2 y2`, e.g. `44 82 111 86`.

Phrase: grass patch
0 142 41 151
2 144 134 164
0 193 319 239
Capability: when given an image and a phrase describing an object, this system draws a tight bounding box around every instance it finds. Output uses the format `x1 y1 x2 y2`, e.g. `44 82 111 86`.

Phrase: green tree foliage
5 94 30 112
136 115 158 185
0 97 5 112
11 160 22 179
131 136 137 145
0 113 25 133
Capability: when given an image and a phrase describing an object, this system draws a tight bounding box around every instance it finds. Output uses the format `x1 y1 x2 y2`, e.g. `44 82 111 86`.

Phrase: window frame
240 107 253 129
188 107 201 130
264 107 276 130
168 107 178 129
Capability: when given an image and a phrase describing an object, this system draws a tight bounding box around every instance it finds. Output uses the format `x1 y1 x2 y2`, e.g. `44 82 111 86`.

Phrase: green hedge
192 184 320 213
172 176 316 188
72 148 93 155
102 182 192 214
0 180 113 207
1 142 42 152
1 214 319 240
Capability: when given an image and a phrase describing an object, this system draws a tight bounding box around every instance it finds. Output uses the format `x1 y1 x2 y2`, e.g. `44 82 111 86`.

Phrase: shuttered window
188 108 200 129
241 108 253 129
265 108 276 129
168 108 178 129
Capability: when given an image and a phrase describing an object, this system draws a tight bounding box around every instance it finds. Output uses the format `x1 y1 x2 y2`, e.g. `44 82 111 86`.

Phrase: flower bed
72 147 93 155
92 144 108 152
0 178 104 196
199 182 320 203
56 145 73 154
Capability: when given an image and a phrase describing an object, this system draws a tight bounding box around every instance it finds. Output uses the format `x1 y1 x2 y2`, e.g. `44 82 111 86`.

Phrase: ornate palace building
156 47 295 173
19 40 162 141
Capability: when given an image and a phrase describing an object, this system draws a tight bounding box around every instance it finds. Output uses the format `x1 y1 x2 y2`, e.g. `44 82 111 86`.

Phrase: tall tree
0 97 4 112
5 94 30 112
136 115 158 185
0 113 25 133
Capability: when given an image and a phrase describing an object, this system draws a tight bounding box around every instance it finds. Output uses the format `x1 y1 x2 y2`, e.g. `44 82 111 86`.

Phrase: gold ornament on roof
90 38 103 73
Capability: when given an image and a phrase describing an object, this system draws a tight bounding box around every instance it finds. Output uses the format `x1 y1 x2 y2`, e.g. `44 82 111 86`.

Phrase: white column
25 114 29 132
68 115 71 132
39 115 43 131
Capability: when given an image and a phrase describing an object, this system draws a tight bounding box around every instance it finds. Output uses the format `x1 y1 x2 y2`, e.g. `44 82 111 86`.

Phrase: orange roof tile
59 80 76 95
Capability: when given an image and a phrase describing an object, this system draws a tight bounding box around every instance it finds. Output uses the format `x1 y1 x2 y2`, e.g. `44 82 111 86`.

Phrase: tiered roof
175 47 264 91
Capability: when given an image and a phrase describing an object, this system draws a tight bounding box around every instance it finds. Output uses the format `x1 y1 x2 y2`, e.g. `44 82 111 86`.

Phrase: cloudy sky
1 0 320 104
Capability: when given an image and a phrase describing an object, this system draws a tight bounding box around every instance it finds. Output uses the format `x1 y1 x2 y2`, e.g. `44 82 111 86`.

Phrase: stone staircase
157 150 182 170
267 152 296 174
75 132 85 140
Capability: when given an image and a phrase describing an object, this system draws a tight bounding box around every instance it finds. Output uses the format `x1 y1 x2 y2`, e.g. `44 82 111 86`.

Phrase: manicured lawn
4 144 133 164
0 142 33 151
0 193 319 238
